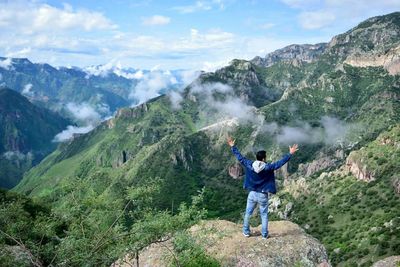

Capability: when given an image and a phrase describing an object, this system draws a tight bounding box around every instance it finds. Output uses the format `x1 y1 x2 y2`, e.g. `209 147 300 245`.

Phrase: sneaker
261 235 268 240
243 232 250 237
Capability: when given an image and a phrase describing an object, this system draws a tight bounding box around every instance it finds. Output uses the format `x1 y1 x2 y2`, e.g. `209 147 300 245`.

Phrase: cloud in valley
263 116 363 146
66 102 102 124
171 82 264 127
129 69 200 105
21 83 33 96
53 102 106 142
53 125 94 142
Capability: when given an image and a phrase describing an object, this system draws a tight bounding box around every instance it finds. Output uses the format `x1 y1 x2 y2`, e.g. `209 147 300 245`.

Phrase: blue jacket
231 146 291 194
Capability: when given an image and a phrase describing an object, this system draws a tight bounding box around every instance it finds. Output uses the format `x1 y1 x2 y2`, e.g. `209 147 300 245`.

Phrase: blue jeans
243 191 269 237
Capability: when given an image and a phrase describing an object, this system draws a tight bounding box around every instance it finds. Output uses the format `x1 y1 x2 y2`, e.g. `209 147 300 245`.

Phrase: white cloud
54 101 111 142
263 116 363 146
280 0 320 8
142 15 171 26
299 10 336 29
171 29 235 51
5 47 32 58
53 125 94 142
129 71 171 105
260 23 275 30
0 58 12 70
281 0 400 30
168 90 184 109
22 83 33 96
201 59 231 72
172 0 230 13
0 1 116 34
185 82 264 126
66 102 101 124
173 1 213 13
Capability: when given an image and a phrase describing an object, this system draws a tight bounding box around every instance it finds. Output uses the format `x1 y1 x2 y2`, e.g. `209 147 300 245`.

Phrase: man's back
230 146 292 194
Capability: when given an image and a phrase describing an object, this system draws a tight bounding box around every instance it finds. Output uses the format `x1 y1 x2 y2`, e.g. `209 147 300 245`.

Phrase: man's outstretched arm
264 144 299 171
227 137 253 170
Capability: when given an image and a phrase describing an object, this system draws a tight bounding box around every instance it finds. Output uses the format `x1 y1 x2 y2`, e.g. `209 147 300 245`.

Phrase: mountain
9 12 400 266
0 88 70 188
0 58 200 123
0 58 130 114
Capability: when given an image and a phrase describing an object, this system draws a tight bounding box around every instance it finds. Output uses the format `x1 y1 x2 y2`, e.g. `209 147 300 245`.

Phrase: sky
1 0 399 71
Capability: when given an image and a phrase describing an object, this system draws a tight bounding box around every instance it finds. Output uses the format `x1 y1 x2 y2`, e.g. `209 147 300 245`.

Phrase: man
227 137 298 239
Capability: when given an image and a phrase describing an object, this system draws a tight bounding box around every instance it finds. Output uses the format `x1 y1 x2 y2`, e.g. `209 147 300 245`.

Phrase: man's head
256 150 266 162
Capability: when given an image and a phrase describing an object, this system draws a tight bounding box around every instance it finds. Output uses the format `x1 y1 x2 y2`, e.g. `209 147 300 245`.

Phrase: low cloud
21 83 33 96
53 125 94 142
53 102 105 142
0 58 12 70
66 102 102 124
262 116 363 146
129 69 200 105
168 91 184 110
2 151 30 160
142 15 171 26
172 82 264 127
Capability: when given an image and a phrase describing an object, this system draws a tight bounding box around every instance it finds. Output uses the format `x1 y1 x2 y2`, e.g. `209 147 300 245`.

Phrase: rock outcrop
345 152 375 182
228 162 244 179
344 45 400 75
298 153 338 177
116 103 148 119
114 220 330 267
392 177 400 194
372 255 400 267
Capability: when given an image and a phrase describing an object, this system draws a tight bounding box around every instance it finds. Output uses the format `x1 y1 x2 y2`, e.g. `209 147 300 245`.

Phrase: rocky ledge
114 220 330 267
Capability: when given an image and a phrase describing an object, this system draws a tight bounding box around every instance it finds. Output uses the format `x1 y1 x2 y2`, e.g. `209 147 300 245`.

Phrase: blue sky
1 0 399 70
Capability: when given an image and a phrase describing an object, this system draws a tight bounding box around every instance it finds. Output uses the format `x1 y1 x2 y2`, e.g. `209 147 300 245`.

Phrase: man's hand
227 137 235 147
289 144 299 155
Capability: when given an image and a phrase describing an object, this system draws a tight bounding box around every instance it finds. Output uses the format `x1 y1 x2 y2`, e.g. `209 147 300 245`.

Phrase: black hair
256 150 266 161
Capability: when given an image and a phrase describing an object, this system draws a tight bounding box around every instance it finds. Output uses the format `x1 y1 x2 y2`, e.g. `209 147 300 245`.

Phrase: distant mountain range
5 11 400 266
0 57 200 121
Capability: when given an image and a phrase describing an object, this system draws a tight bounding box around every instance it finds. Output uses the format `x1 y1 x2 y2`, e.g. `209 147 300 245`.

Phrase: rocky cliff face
345 153 375 182
327 12 400 59
113 220 330 267
252 43 328 67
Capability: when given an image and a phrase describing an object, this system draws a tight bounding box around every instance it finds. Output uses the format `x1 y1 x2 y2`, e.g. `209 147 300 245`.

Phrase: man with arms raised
228 137 299 239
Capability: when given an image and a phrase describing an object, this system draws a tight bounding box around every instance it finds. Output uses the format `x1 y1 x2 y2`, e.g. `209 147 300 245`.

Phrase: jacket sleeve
264 153 292 171
231 146 253 170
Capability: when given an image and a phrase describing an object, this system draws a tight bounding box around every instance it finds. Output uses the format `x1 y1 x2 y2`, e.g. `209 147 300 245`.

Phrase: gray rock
114 220 330 267
372 255 400 267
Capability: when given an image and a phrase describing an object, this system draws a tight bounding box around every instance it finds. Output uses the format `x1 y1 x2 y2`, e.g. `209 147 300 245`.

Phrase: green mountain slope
0 88 70 188
11 12 400 266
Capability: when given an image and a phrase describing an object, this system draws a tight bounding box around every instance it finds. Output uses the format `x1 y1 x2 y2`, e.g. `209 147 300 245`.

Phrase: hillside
0 88 70 188
10 12 400 266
